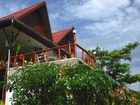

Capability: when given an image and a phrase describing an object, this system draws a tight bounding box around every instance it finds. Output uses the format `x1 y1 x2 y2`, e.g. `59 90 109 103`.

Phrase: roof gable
0 2 53 40
0 2 45 20
52 28 73 44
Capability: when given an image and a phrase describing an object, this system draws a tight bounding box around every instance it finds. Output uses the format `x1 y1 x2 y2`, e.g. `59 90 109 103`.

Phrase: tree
89 42 140 104
90 42 140 83
8 63 113 105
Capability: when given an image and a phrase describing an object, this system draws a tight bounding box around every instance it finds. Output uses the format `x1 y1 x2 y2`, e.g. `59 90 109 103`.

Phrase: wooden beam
12 29 20 43
2 28 10 46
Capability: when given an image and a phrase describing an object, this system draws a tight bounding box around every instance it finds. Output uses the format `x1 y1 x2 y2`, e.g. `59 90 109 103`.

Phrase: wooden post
86 55 89 64
132 96 136 105
46 51 48 61
22 55 25 66
88 55 90 64
34 52 37 63
93 54 96 64
58 48 61 60
82 50 84 61
13 57 16 67
68 41 71 55
115 88 118 97
89 57 91 64
91 58 94 64
4 49 10 104
73 35 77 57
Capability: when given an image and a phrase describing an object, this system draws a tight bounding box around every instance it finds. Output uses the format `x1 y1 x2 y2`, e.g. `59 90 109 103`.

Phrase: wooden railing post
74 36 77 57
115 88 118 97
87 55 90 64
10 43 97 66
68 42 71 54
34 52 37 63
89 57 91 64
132 96 136 105
82 50 84 61
93 55 96 64
13 57 16 67
22 55 25 66
90 57 92 64
46 51 48 61
58 48 61 60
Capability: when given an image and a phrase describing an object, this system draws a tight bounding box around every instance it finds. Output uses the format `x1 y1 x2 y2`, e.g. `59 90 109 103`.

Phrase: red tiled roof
52 28 73 43
0 2 46 20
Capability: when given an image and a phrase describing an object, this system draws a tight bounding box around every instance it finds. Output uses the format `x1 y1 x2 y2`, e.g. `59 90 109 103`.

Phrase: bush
8 63 113 105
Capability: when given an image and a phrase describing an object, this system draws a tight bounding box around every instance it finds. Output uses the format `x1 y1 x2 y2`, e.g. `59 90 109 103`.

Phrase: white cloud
61 0 140 48
134 0 140 8
84 18 123 36
63 0 140 39
64 0 140 50
6 3 27 13
50 13 60 19
0 2 27 17
6 4 20 12
0 6 8 17
66 0 130 20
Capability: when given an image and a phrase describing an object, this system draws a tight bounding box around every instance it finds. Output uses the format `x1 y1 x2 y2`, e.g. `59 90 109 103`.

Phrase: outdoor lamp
72 29 77 34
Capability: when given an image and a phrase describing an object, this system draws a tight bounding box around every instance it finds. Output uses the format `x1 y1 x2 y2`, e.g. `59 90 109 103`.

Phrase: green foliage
88 42 140 105
13 43 24 55
8 63 112 105
121 74 140 84
91 42 140 84
7 41 140 105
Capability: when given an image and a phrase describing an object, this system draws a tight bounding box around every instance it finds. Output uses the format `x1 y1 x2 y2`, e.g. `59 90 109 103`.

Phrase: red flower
19 54 23 60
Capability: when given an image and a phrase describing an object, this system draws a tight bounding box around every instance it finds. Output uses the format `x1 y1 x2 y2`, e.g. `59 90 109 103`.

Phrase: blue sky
0 0 140 90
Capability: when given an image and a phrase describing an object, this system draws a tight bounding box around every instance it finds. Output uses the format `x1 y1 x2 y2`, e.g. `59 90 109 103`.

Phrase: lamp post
6 18 14 76
5 19 13 105
72 28 77 57
93 51 96 64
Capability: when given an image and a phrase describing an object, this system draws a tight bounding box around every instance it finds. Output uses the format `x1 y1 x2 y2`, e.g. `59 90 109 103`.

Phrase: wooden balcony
9 43 96 68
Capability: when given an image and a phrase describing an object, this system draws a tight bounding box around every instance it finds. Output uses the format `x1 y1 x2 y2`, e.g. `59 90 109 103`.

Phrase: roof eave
52 27 74 44
0 18 12 28
13 19 70 55
0 18 70 55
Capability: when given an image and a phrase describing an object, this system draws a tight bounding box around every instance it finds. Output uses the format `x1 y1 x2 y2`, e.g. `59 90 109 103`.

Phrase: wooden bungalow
0 2 95 104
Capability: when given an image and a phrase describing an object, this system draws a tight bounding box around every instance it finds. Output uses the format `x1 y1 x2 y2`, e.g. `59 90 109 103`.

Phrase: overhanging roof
0 2 46 20
0 2 53 40
0 18 70 55
0 2 71 55
52 28 73 44
0 18 56 47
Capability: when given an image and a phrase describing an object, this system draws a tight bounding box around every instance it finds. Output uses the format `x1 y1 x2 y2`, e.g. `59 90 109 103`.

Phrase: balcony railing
10 43 96 67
